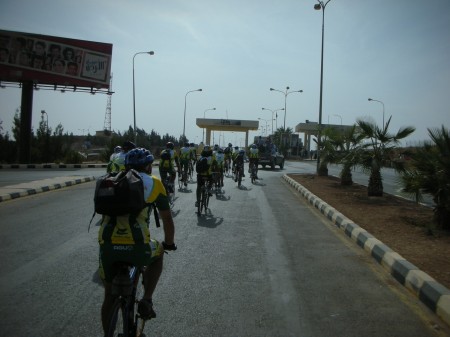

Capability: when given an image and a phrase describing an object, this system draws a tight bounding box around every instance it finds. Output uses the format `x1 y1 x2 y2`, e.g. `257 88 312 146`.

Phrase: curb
282 174 450 327
0 176 95 202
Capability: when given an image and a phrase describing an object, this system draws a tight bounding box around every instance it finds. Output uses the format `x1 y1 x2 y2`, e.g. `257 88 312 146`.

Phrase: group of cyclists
100 139 259 336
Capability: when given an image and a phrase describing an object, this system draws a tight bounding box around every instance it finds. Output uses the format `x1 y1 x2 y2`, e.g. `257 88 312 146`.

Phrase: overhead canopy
196 118 259 147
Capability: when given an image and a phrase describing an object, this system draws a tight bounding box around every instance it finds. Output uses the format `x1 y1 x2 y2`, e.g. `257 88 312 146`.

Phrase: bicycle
106 262 146 337
249 162 257 184
197 176 211 215
224 157 232 177
106 242 177 337
162 176 175 206
235 163 243 187
180 164 189 189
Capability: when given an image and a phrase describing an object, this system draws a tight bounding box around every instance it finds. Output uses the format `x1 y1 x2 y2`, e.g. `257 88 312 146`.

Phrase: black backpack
196 156 209 173
94 169 145 216
160 149 171 161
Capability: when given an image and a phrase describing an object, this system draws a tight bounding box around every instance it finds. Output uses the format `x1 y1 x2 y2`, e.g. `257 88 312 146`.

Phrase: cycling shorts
99 239 163 283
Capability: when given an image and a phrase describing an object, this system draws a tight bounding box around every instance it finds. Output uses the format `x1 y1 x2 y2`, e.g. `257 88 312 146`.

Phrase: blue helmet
125 148 154 167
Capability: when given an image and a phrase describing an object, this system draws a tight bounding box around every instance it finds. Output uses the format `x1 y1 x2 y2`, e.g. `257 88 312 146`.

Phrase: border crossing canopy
196 118 259 148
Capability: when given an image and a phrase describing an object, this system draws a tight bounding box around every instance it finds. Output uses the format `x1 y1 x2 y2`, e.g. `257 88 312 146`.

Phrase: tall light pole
133 50 154 145
269 87 303 130
202 107 216 143
258 118 273 136
368 98 385 127
315 0 333 174
183 89 202 140
40 110 48 133
41 110 49 163
333 114 342 125
262 107 284 134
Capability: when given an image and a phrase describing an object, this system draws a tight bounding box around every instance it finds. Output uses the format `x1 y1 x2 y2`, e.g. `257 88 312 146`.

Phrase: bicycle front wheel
107 299 129 337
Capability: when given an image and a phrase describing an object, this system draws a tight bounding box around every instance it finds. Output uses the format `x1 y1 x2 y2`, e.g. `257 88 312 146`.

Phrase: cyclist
233 150 245 181
223 143 233 174
231 146 239 175
159 142 180 190
248 143 259 179
234 149 246 182
98 147 176 334
107 141 136 173
195 145 214 207
213 147 225 187
106 145 122 173
179 142 191 186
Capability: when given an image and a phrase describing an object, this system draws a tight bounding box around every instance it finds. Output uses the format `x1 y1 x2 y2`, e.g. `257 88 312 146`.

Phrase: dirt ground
287 173 450 290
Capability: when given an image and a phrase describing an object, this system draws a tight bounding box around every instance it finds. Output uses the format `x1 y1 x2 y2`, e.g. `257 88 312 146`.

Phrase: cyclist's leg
137 240 164 319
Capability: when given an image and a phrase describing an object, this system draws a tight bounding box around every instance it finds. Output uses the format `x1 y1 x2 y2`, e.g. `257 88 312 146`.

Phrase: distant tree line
0 110 189 164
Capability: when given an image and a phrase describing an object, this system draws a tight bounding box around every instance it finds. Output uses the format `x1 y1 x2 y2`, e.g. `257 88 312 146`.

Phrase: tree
399 125 450 230
356 117 415 196
317 125 364 182
272 126 293 156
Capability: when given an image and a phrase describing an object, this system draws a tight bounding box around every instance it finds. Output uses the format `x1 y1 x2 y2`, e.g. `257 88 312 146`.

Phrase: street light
202 107 216 143
262 107 284 134
269 87 303 130
333 114 342 125
368 98 385 127
258 118 273 136
40 110 48 133
133 50 154 145
41 110 49 163
314 0 333 174
183 89 202 140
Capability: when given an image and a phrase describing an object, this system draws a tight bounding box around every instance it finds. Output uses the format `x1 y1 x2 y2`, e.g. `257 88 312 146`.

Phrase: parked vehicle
257 142 285 170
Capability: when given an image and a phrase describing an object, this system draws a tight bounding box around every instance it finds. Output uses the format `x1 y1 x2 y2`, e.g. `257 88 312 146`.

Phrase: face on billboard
0 30 112 90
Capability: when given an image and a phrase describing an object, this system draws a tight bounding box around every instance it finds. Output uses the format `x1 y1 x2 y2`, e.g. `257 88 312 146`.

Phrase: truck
254 136 285 170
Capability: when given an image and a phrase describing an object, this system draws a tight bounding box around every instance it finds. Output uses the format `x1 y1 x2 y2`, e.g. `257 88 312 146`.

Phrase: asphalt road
0 163 446 336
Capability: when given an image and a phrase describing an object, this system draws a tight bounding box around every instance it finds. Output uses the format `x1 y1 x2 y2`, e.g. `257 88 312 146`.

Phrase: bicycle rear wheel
107 299 128 337
132 269 146 337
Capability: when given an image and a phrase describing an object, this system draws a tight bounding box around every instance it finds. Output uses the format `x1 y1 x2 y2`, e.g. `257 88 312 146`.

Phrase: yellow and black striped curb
283 174 450 327
0 176 95 202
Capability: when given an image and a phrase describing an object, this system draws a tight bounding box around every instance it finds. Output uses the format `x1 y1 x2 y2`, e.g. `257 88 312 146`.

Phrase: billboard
0 30 112 90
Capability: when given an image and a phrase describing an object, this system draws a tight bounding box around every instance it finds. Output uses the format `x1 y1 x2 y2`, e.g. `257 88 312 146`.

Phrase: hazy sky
1 0 449 147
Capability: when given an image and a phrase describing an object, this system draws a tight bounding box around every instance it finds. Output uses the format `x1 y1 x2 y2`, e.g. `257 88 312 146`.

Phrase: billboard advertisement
0 30 112 89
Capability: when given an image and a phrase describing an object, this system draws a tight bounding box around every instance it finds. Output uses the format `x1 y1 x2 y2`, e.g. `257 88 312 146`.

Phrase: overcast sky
1 0 449 147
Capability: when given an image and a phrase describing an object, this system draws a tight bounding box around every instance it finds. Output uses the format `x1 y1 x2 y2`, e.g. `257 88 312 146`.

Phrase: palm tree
336 125 364 185
272 126 293 156
400 126 450 230
356 117 415 196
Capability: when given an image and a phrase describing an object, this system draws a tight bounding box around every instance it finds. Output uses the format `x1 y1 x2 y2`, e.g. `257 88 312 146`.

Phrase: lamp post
368 98 385 127
269 87 303 130
202 107 216 143
41 110 49 163
314 0 333 174
40 110 48 133
333 114 342 125
258 118 272 136
183 89 202 140
133 50 154 145
262 107 284 134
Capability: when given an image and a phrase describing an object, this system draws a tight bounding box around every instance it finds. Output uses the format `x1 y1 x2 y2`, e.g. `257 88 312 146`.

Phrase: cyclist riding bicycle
179 142 191 186
248 143 259 179
159 142 180 190
234 149 246 182
107 141 136 173
195 146 215 207
98 147 176 335
189 142 197 163
214 147 225 187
